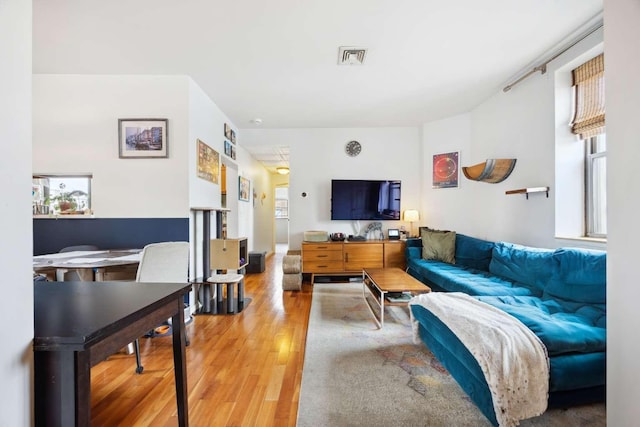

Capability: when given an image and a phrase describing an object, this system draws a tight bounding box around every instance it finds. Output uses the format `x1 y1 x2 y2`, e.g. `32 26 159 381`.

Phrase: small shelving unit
505 186 550 199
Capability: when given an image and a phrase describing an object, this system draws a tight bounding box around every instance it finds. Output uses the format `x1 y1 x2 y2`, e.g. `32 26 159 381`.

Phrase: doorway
274 185 289 254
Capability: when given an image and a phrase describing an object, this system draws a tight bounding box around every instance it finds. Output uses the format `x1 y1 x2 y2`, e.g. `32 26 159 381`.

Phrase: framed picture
231 145 236 160
239 176 250 201
118 118 168 158
432 151 459 189
224 123 232 140
224 140 232 157
230 129 236 144
197 139 219 184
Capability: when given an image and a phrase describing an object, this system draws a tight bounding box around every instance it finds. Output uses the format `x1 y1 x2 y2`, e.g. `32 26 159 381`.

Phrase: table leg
34 349 91 426
172 299 189 427
93 267 105 281
55 268 68 282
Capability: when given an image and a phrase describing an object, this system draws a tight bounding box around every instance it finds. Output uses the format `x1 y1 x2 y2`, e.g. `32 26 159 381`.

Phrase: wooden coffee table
362 268 431 328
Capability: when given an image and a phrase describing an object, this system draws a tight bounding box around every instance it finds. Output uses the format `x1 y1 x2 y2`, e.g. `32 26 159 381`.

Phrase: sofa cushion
421 228 456 264
477 295 606 356
543 248 606 305
407 257 536 296
489 242 556 294
455 234 494 271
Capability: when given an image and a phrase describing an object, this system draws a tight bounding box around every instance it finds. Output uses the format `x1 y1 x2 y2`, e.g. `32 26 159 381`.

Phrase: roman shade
570 53 605 139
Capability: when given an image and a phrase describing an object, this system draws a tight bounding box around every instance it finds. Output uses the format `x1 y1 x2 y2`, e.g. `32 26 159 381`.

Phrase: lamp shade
276 167 290 175
403 210 420 222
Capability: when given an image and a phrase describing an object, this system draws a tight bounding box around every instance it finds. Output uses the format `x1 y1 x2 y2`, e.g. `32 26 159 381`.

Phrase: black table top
34 281 191 351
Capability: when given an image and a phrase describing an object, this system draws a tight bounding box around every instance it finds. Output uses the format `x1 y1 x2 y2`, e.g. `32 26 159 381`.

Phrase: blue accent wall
33 217 189 255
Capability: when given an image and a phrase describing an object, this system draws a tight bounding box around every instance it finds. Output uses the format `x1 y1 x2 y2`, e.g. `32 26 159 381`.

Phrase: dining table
33 249 142 281
33 280 191 426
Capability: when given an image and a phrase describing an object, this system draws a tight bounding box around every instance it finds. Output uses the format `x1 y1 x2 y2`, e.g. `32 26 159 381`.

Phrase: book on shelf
385 292 412 303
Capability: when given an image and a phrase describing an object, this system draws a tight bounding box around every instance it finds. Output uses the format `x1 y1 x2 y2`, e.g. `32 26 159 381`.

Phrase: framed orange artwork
197 139 219 184
432 151 459 189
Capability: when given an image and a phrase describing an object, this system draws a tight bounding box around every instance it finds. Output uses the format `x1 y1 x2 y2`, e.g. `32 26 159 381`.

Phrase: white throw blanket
409 292 549 427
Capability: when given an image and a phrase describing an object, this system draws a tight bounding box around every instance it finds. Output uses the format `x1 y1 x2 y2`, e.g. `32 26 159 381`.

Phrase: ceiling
32 0 603 171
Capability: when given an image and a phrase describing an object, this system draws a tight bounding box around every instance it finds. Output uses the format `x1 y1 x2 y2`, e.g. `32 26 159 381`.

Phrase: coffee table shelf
362 268 431 328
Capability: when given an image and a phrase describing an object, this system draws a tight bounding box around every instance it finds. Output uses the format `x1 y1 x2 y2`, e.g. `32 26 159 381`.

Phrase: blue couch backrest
455 234 494 271
406 234 494 271
543 248 607 304
489 242 557 294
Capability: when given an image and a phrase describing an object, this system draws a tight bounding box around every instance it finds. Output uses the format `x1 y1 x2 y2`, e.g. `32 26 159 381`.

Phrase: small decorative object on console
388 229 400 240
303 230 329 242
330 233 346 241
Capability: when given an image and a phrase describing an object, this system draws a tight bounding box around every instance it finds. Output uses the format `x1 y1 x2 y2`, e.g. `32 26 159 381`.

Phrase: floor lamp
403 210 420 238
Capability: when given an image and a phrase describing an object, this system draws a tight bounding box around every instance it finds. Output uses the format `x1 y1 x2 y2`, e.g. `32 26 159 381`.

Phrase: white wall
422 114 473 234
605 0 640 422
33 74 272 282
0 0 33 424
33 75 190 218
421 29 606 251
243 127 422 250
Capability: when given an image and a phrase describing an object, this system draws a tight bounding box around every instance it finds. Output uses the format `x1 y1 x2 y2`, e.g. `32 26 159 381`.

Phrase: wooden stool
206 273 244 314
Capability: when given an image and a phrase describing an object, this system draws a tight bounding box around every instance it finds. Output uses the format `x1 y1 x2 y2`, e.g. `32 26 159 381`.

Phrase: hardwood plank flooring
91 249 313 426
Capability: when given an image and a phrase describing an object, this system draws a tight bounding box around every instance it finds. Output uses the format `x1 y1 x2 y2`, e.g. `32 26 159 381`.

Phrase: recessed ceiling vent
338 46 367 65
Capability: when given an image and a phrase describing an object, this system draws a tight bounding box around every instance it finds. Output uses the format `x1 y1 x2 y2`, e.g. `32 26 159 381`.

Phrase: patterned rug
297 282 606 427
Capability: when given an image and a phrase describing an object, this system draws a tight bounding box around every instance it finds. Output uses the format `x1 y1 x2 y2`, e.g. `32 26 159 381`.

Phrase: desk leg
172 299 189 427
55 268 68 282
34 349 91 427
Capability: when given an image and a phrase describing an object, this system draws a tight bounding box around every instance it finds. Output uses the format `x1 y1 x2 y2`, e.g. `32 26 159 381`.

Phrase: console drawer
303 260 344 273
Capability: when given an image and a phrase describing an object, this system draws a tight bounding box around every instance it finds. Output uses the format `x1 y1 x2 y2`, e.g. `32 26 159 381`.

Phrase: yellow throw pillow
421 228 456 264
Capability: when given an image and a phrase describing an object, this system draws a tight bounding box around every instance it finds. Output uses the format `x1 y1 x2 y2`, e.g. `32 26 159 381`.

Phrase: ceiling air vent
338 47 367 66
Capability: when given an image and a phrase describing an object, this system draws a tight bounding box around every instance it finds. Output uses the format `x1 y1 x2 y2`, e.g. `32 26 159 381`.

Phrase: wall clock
345 140 362 157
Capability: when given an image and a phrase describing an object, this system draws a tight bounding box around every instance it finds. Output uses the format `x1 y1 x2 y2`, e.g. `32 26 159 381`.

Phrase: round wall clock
345 140 362 157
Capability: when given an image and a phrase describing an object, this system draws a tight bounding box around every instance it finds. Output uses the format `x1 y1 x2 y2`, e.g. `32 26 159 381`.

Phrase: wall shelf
505 186 549 199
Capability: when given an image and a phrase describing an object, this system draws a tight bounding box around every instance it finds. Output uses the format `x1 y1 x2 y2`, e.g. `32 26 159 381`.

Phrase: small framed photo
231 145 236 160
224 123 232 140
119 118 168 158
230 129 236 144
239 176 250 201
224 140 232 157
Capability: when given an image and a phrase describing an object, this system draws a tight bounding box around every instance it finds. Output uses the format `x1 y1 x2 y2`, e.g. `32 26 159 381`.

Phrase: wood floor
91 249 313 426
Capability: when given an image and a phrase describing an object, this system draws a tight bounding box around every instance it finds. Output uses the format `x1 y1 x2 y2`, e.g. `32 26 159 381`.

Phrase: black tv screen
331 179 401 220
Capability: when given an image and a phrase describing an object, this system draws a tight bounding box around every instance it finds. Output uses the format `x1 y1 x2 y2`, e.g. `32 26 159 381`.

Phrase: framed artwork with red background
432 151 459 189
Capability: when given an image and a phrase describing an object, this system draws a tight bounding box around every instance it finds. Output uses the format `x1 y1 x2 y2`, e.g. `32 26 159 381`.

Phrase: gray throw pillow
421 228 456 264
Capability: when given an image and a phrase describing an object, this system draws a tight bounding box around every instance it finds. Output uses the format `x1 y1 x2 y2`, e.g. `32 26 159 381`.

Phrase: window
275 187 289 218
586 135 606 237
570 53 606 238
32 174 92 215
275 199 289 218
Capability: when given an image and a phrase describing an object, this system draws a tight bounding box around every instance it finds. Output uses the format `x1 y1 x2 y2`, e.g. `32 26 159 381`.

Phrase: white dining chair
133 241 190 374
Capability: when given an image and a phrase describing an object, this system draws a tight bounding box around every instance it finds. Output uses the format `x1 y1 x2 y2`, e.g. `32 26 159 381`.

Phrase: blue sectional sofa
406 233 606 426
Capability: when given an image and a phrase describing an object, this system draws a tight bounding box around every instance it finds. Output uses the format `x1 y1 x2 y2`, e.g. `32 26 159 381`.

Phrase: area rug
297 282 606 427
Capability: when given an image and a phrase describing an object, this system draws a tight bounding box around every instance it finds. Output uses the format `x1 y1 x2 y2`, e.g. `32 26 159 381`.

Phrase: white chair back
136 241 189 283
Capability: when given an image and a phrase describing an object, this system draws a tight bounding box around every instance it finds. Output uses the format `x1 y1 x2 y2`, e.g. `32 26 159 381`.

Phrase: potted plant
52 184 77 213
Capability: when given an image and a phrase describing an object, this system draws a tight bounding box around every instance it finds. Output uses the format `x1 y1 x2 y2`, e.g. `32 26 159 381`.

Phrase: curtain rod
502 22 603 93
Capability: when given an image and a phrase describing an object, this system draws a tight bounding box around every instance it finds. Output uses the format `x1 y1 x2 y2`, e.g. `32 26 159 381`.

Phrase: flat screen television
331 179 401 220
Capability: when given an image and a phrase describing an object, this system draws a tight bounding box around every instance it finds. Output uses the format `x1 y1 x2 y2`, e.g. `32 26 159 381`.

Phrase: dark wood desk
34 281 191 427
